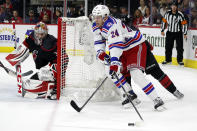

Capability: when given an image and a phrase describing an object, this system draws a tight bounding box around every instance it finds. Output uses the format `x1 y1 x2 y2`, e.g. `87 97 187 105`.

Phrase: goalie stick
70 76 108 112
13 22 23 94
0 61 33 77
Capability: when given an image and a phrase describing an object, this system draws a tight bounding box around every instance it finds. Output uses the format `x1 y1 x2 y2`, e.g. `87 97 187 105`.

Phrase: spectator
192 18 197 28
166 0 173 8
192 0 197 10
10 10 23 23
42 14 50 24
142 7 151 25
110 5 120 18
0 5 11 23
152 6 163 25
119 6 131 26
67 5 78 17
2 0 13 13
138 0 147 16
191 9 197 28
53 9 62 24
78 4 84 16
189 0 196 9
154 0 163 8
25 9 39 24
39 4 51 21
179 0 190 15
160 3 168 16
132 9 143 26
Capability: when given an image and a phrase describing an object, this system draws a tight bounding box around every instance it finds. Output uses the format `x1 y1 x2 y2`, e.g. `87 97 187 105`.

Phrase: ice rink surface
0 53 197 131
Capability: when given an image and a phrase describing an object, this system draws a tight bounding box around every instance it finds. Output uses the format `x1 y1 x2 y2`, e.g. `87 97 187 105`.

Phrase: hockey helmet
34 22 48 41
92 5 110 18
34 22 48 35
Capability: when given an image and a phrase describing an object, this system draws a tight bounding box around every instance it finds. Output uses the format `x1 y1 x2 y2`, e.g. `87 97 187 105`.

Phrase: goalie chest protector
23 31 57 69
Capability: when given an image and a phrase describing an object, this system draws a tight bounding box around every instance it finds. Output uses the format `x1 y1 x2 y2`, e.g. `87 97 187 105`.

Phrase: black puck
128 123 135 126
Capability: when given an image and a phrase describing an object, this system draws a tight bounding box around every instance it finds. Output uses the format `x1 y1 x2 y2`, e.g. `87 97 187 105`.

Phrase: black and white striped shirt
161 10 188 35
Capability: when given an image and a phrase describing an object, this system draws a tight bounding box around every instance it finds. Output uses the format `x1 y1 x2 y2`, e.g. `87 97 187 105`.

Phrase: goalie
6 22 69 100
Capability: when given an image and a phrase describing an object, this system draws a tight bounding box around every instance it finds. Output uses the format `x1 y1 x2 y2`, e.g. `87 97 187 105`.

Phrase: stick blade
70 100 81 112
22 70 33 77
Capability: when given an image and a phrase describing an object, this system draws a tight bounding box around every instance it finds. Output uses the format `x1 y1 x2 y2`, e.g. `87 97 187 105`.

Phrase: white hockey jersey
92 16 145 60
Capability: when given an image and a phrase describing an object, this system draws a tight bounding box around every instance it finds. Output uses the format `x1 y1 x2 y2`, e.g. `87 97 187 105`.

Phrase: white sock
130 69 158 101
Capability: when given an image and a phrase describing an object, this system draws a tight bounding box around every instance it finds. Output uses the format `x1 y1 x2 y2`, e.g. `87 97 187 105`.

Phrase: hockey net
57 16 119 102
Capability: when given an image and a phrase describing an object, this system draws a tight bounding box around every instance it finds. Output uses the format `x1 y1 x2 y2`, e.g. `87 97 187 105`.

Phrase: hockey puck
128 123 135 126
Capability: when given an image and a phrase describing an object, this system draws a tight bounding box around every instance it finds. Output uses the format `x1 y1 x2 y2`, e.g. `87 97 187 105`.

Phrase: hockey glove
109 57 122 77
97 50 110 65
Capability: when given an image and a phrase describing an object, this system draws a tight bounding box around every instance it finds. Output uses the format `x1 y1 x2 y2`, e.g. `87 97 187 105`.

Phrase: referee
161 0 187 66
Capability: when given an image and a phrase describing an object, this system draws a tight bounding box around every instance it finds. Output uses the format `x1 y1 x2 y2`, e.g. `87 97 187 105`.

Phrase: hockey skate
153 97 165 111
46 88 57 100
173 90 184 99
121 91 141 109
178 62 184 66
162 61 172 65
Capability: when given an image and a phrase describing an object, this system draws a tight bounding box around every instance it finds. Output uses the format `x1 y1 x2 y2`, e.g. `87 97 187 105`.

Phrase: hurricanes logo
32 50 38 61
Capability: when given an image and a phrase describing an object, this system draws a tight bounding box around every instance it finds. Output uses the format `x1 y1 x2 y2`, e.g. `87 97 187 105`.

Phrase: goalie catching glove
38 63 57 81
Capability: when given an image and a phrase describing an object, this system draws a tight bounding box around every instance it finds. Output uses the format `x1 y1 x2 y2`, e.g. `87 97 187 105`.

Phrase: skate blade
123 100 141 109
155 105 167 112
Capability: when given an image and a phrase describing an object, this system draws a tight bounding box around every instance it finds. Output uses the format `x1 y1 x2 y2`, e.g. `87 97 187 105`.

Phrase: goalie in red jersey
6 22 69 99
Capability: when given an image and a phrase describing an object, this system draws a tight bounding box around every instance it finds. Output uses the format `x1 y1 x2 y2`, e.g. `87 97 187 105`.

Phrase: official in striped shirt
161 0 187 66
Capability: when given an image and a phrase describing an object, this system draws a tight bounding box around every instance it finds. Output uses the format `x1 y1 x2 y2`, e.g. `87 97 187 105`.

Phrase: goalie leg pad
23 79 56 94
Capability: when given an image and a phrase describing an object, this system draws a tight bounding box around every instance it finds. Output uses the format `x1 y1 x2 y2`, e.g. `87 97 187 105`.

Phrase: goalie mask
34 22 48 45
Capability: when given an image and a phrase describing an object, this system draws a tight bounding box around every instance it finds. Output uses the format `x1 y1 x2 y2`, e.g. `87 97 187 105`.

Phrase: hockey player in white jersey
92 5 165 110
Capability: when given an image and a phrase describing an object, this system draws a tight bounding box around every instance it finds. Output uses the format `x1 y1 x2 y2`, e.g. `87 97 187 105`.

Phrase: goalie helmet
34 21 48 34
34 22 48 43
92 5 110 18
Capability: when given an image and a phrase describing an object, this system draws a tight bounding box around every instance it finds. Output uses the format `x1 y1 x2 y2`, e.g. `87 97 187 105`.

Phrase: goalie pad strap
23 79 55 93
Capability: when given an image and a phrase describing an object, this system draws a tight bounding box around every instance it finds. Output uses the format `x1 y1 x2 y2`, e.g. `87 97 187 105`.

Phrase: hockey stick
113 73 144 122
13 22 23 94
70 76 108 112
0 61 33 77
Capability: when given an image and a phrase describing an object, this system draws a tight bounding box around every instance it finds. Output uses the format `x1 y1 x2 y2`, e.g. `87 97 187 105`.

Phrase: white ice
0 53 197 131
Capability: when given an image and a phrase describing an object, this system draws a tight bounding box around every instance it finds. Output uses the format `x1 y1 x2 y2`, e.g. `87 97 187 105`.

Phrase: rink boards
0 23 196 69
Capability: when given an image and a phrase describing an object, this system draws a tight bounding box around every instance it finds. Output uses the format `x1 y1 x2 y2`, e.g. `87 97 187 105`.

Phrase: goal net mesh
57 16 119 102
